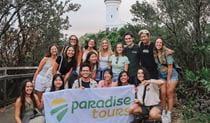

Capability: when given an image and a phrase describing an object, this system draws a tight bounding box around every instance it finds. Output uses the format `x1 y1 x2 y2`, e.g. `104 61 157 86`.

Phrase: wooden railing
0 67 37 107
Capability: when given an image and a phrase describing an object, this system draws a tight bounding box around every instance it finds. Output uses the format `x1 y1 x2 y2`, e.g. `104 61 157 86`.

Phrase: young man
139 30 174 123
123 32 140 85
138 30 159 79
72 64 98 89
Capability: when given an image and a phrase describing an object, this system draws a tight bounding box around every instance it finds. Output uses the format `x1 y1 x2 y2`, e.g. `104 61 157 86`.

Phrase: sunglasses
116 57 119 64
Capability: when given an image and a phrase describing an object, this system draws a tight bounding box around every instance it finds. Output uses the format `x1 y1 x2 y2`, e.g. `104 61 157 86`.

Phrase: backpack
157 55 183 79
173 62 183 79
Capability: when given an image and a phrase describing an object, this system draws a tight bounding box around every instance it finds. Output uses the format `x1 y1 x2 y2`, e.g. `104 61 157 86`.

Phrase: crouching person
15 79 44 123
129 68 164 121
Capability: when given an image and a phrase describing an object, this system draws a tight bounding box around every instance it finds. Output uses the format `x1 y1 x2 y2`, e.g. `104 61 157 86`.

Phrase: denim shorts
159 68 178 81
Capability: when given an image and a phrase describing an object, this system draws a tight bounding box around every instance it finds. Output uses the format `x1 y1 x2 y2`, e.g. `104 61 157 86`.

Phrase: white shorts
35 74 52 92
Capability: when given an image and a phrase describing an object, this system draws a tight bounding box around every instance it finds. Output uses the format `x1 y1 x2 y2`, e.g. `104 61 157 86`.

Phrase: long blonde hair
99 39 113 55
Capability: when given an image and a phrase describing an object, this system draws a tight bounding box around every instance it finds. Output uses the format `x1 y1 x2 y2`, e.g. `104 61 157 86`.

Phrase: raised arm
34 94 43 110
77 49 83 67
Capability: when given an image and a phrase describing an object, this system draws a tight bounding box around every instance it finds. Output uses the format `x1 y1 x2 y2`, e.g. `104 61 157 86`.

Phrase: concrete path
0 104 189 123
0 104 15 123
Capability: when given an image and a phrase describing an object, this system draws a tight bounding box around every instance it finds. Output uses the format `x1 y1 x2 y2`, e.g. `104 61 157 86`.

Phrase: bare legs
167 80 177 112
160 82 167 111
160 80 177 112
129 103 161 120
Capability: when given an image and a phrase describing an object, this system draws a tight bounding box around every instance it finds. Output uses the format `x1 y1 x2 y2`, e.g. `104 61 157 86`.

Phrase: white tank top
39 58 52 76
98 55 109 70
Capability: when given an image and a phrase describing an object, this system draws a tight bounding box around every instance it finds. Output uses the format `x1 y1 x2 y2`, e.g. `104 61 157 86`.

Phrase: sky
64 0 156 37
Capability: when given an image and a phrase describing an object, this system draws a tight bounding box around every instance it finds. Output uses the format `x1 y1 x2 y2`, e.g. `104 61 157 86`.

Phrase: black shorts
141 104 162 117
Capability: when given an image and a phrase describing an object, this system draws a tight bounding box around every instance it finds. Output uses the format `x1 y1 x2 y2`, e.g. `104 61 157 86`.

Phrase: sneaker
161 113 169 123
162 110 166 116
166 111 172 123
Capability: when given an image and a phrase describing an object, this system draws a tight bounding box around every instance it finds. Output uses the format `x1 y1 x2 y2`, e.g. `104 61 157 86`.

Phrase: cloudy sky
65 0 156 37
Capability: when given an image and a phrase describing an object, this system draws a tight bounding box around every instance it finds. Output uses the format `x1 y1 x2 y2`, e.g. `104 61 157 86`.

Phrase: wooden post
0 66 37 106
3 79 7 104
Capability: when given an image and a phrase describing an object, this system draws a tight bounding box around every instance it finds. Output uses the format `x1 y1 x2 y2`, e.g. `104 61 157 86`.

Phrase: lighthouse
104 0 123 31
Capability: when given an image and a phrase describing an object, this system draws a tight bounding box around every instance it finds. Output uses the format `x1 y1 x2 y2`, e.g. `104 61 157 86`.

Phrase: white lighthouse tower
104 0 123 31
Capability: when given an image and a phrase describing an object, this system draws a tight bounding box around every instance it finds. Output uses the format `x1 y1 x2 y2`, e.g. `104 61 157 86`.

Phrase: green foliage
0 0 81 66
130 0 210 120
79 24 140 49
177 68 210 119
184 68 210 91
130 1 160 27
130 0 210 70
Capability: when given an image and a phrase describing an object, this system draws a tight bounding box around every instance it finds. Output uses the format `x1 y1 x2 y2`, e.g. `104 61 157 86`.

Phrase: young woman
72 64 98 89
109 43 130 82
98 69 117 88
128 68 164 121
96 39 113 81
32 45 58 100
84 51 99 79
67 35 82 88
49 74 65 92
68 35 82 67
52 46 77 87
154 37 178 122
15 80 44 123
117 71 130 86
82 39 98 62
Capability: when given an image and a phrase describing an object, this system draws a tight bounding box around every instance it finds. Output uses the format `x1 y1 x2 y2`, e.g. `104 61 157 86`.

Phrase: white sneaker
161 112 169 123
166 112 172 123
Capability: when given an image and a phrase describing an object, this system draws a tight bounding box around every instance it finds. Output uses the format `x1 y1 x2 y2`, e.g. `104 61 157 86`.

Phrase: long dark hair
63 46 74 59
154 36 165 51
69 35 80 58
84 51 98 71
118 71 129 86
84 39 97 50
135 67 151 84
20 79 36 118
45 45 57 57
64 46 77 68
50 74 65 92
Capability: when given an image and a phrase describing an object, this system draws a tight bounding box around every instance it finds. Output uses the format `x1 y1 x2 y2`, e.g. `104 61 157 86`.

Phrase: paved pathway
0 104 15 123
0 104 186 123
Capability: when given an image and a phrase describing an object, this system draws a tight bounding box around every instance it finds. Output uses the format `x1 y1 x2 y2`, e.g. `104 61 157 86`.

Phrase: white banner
43 85 135 123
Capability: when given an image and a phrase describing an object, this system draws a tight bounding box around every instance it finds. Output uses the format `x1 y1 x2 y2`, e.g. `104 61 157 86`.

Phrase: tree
130 0 210 70
0 0 81 66
79 24 140 49
130 0 210 120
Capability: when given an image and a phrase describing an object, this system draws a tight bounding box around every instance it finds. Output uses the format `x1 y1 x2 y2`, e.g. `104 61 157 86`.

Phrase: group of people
15 29 179 123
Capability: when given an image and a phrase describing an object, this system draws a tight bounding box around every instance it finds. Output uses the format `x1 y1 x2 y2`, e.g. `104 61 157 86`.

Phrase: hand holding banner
43 85 135 123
